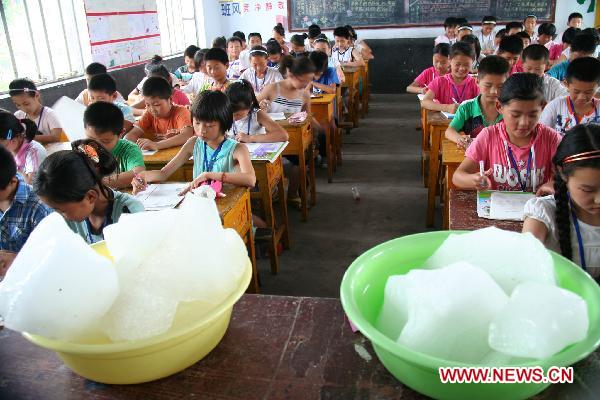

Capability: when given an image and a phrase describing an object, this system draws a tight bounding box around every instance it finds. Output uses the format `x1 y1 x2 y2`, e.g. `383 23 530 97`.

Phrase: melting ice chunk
424 227 555 295
0 214 118 340
489 282 589 359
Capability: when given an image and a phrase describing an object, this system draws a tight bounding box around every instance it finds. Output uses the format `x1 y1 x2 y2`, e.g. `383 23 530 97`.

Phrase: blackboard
288 0 556 31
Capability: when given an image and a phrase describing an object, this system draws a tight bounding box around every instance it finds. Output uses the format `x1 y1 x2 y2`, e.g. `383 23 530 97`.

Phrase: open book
245 142 288 163
477 191 535 221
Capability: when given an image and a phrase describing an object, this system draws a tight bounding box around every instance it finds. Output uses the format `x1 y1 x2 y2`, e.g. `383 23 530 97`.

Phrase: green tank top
192 137 238 178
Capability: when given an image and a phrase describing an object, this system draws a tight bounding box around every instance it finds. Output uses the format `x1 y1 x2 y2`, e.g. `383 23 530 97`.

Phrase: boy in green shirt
445 55 510 148
82 102 145 189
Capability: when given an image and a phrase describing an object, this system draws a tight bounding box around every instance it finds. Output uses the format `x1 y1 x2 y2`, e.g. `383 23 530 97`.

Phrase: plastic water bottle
351 186 361 201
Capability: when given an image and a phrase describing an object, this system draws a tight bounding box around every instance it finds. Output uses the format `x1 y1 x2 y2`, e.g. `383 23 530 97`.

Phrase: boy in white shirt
435 17 459 46
521 44 567 104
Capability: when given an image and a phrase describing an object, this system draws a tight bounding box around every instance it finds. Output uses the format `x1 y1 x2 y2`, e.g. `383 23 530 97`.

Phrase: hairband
78 144 99 163
8 87 37 94
458 26 473 31
249 49 268 55
562 150 600 164
482 20 497 25
314 37 329 43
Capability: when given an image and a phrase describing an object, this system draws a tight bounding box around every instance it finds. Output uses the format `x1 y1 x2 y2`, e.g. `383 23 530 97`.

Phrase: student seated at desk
9 79 62 144
181 48 209 97
128 55 167 103
347 25 374 61
521 45 567 104
201 48 233 93
420 42 479 114
445 56 509 148
541 57 600 134
452 73 562 193
225 80 288 143
406 43 450 94
131 90 255 193
496 35 524 75
126 77 194 151
239 46 284 94
0 111 47 183
266 39 284 69
82 102 145 189
33 142 144 244
477 16 497 56
239 32 263 70
87 73 135 134
307 24 321 51
312 35 345 84
173 45 199 84
460 34 482 72
273 23 291 55
332 26 364 68
523 125 600 277
146 65 190 107
547 32 596 82
309 51 339 95
0 144 52 275
435 17 459 46
76 62 126 106
290 34 309 58
227 36 244 80
536 23 562 66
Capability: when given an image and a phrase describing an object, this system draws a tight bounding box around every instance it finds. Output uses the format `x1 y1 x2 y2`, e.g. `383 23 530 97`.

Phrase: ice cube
424 227 555 295
376 275 410 340
390 262 509 363
101 280 178 342
0 214 118 340
489 282 589 359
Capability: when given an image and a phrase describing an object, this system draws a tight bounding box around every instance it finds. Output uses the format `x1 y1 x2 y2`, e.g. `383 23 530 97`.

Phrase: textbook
477 190 534 221
245 141 288 163
441 111 455 119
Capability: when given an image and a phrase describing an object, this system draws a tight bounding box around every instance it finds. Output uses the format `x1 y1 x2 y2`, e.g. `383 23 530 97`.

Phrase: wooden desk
342 66 361 128
251 155 290 274
218 185 258 293
311 93 336 183
425 111 451 227
143 147 193 182
419 105 429 187
360 60 370 117
441 140 465 229
1 294 596 399
449 190 523 232
277 118 316 222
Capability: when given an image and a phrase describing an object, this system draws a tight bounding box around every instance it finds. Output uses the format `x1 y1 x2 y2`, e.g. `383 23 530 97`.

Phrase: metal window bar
0 1 18 79
70 0 85 73
56 0 73 74
22 0 43 80
191 0 201 46
37 0 56 80
158 0 171 55
169 0 177 53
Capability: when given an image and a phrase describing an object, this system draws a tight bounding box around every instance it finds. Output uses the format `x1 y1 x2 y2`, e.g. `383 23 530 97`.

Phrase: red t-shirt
465 121 562 191
427 74 480 105
414 66 440 87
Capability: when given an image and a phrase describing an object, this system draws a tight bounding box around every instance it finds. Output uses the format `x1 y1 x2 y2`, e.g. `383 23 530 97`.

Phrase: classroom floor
258 94 443 297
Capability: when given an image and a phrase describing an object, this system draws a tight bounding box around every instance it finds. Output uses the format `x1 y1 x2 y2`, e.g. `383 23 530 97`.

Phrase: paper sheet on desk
51 97 86 141
245 141 288 163
267 112 286 121
141 149 157 156
490 192 534 221
477 191 534 221
441 111 455 119
134 183 188 210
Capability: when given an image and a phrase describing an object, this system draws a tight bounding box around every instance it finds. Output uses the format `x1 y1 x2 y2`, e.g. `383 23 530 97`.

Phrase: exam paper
267 112 286 121
489 192 535 221
134 183 187 211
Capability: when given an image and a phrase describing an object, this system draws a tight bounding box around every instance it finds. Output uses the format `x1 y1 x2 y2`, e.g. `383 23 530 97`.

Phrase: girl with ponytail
523 124 600 277
0 111 47 183
33 139 144 244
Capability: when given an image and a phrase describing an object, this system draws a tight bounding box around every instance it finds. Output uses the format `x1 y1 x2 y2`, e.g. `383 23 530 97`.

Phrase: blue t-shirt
547 61 569 81
313 67 340 94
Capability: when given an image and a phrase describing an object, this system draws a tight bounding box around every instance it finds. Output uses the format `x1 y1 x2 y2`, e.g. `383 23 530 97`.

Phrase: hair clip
78 144 100 163
6 129 13 140
562 150 600 164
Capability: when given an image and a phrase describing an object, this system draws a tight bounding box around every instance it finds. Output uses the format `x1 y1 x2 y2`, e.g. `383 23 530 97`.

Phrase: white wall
198 0 596 43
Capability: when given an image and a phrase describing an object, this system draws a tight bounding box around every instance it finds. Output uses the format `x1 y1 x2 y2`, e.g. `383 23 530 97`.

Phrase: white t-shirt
14 106 62 136
542 74 568 104
239 49 251 70
524 195 600 277
181 71 208 94
476 30 496 53
15 140 46 175
540 95 600 134
434 34 456 46
239 67 283 93
332 47 356 67
75 89 125 105
227 109 265 138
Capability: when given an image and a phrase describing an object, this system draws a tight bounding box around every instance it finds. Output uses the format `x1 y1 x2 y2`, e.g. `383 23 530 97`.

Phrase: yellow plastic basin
23 241 252 384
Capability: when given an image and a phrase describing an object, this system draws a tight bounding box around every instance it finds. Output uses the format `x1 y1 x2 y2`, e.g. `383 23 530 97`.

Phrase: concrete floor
258 94 443 297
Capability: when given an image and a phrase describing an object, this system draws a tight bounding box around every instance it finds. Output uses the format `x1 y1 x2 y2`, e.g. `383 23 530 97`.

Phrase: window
156 0 202 56
0 0 204 93
0 0 91 92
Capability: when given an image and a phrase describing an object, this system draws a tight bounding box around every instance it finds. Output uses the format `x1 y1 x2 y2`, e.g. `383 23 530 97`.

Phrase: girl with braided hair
523 124 600 277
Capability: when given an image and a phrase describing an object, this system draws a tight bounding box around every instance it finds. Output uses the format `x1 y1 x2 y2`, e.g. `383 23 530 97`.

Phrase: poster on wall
84 0 161 70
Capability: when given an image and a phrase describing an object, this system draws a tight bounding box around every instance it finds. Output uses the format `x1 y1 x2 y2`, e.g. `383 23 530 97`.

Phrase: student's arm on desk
406 81 426 94
35 128 62 144
344 49 365 67
420 90 458 113
522 218 549 243
445 125 466 146
194 144 256 189
131 138 195 193
311 81 336 94
105 165 145 190
153 126 193 150
256 84 275 110
238 110 288 143
452 157 492 190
